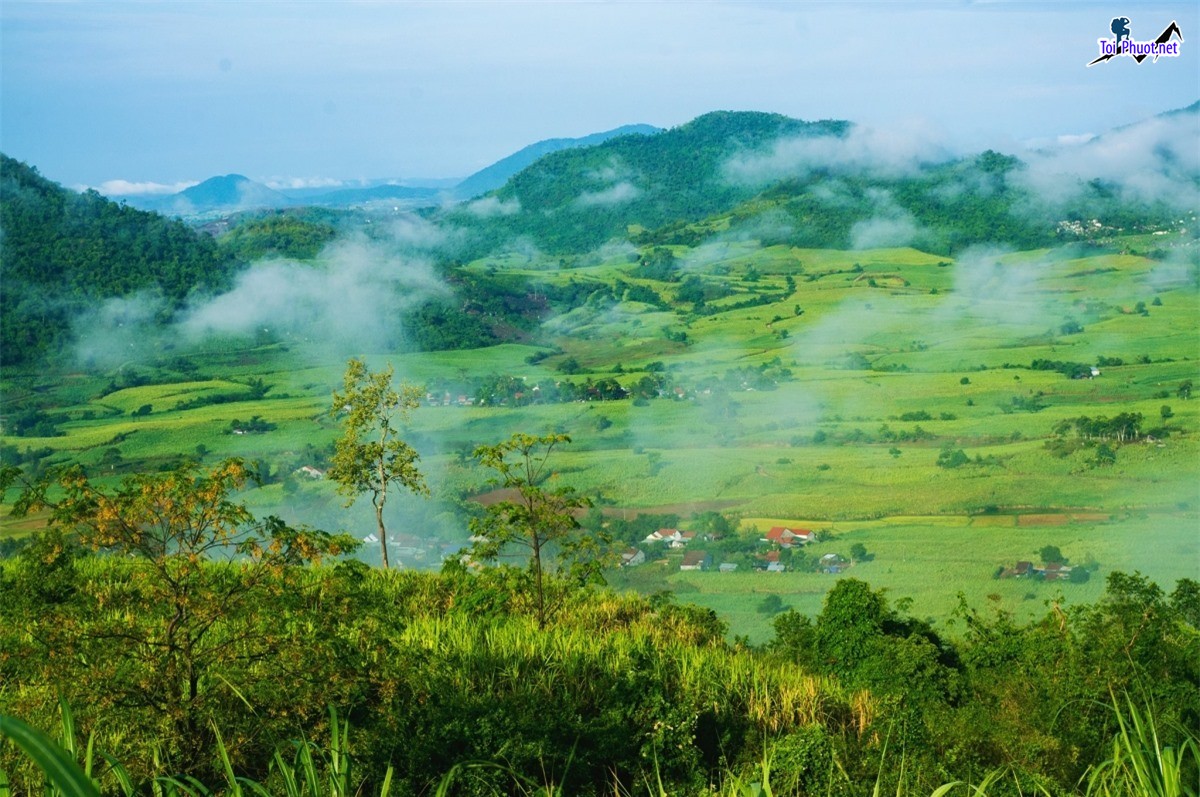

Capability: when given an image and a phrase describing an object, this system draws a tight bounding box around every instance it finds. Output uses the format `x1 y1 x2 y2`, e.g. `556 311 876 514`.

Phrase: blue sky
2 1 1196 193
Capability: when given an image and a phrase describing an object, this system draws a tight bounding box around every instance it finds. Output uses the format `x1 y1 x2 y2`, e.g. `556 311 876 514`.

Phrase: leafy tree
757 593 787 615
467 433 605 628
1038 545 1065 564
1178 379 1193 399
8 459 357 773
936 447 970 469
849 542 868 562
329 358 427 568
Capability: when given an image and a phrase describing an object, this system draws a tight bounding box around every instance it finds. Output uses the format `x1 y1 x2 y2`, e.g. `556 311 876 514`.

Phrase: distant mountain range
116 123 663 216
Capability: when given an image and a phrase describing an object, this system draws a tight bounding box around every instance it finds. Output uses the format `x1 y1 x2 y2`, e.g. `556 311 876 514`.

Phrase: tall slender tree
468 433 607 628
329 358 427 568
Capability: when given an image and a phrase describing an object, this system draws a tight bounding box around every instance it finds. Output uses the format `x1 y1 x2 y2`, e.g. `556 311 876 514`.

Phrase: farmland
4 236 1197 636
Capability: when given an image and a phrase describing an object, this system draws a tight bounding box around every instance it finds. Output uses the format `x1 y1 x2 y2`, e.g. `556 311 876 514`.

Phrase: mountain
170 174 290 213
0 156 241 366
119 174 290 215
446 111 850 253
448 107 1192 256
453 124 662 199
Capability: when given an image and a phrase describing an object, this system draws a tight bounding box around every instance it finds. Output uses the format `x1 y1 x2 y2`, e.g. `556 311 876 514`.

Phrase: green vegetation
0 156 240 366
329 358 428 569
3 108 1199 791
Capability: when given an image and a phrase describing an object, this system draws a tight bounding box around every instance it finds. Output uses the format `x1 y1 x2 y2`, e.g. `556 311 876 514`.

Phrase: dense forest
0 156 242 367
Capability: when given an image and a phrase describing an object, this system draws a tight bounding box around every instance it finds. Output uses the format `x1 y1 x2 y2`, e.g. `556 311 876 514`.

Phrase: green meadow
4 241 1197 633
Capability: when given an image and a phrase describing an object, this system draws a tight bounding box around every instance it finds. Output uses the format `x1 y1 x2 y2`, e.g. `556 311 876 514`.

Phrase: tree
329 358 427 568
849 542 868 562
1038 545 1065 564
8 459 357 773
467 433 604 628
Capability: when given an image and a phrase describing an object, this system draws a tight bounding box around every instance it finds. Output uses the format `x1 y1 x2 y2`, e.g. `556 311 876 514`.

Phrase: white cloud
178 236 447 352
1014 111 1200 210
90 179 198 196
263 176 345 190
576 181 641 207
723 120 955 185
465 196 521 217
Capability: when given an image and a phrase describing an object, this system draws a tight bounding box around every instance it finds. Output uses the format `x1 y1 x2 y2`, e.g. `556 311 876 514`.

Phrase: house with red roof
762 526 815 547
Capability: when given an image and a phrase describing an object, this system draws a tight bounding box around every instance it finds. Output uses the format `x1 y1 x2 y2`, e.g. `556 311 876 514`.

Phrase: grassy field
4 240 1197 632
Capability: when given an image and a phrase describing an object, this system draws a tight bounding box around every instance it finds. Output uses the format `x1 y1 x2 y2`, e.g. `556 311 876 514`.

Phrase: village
620 525 857 575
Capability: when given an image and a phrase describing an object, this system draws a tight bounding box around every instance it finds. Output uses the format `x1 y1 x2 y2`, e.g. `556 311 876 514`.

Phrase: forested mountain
453 123 663 199
444 107 1192 256
0 156 241 366
445 111 849 252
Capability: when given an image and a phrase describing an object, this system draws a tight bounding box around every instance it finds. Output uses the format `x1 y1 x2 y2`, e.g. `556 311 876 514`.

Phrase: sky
2 1 1197 194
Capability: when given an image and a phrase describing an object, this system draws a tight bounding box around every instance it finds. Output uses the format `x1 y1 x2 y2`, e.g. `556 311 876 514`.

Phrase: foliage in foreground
3 694 1197 797
1 460 1197 795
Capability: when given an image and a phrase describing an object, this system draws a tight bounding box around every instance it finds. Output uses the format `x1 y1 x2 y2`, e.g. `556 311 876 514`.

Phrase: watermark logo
1088 18 1184 66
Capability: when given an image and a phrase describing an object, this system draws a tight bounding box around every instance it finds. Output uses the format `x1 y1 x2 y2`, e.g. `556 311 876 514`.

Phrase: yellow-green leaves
328 358 427 568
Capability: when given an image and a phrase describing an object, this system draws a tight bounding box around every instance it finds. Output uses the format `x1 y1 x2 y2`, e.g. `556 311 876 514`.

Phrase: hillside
0 156 242 366
445 107 1195 257
453 123 663 199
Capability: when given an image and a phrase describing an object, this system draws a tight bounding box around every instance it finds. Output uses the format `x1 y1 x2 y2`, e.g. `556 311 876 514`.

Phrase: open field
612 511 1200 644
4 241 1197 632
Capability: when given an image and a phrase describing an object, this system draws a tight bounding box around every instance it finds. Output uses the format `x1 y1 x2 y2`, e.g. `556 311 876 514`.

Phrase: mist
723 120 955 186
1014 108 1200 212
73 231 452 368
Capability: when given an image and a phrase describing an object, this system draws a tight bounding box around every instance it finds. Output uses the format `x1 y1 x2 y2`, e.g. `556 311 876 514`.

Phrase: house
999 561 1034 578
718 562 738 573
680 550 712 571
754 550 785 572
295 465 325 479
644 528 694 548
820 553 846 574
1034 561 1073 581
620 548 646 567
362 533 379 545
675 531 696 548
762 526 815 547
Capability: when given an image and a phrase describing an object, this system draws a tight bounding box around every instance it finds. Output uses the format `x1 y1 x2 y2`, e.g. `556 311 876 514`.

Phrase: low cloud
74 291 172 366
1014 110 1200 210
723 121 954 186
576 181 641 207
849 188 923 249
850 215 920 249
90 179 199 196
263 176 346 190
464 196 521 217
178 236 446 352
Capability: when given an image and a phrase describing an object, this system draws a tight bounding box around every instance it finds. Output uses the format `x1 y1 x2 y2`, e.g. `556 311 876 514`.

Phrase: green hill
445 111 849 253
0 155 241 366
445 108 1193 257
453 122 663 199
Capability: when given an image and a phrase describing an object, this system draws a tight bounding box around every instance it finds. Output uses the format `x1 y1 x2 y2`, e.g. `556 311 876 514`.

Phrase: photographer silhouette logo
1088 17 1184 66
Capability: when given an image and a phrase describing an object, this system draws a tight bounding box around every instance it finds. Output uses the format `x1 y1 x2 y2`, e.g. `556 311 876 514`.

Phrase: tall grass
5 694 1197 797
1082 693 1199 797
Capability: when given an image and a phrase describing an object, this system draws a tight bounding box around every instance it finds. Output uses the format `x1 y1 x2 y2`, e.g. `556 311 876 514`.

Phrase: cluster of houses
359 532 460 566
998 560 1076 581
426 391 477 407
621 525 841 574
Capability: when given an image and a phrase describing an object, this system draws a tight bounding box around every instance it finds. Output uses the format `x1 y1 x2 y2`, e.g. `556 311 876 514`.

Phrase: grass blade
0 714 102 797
